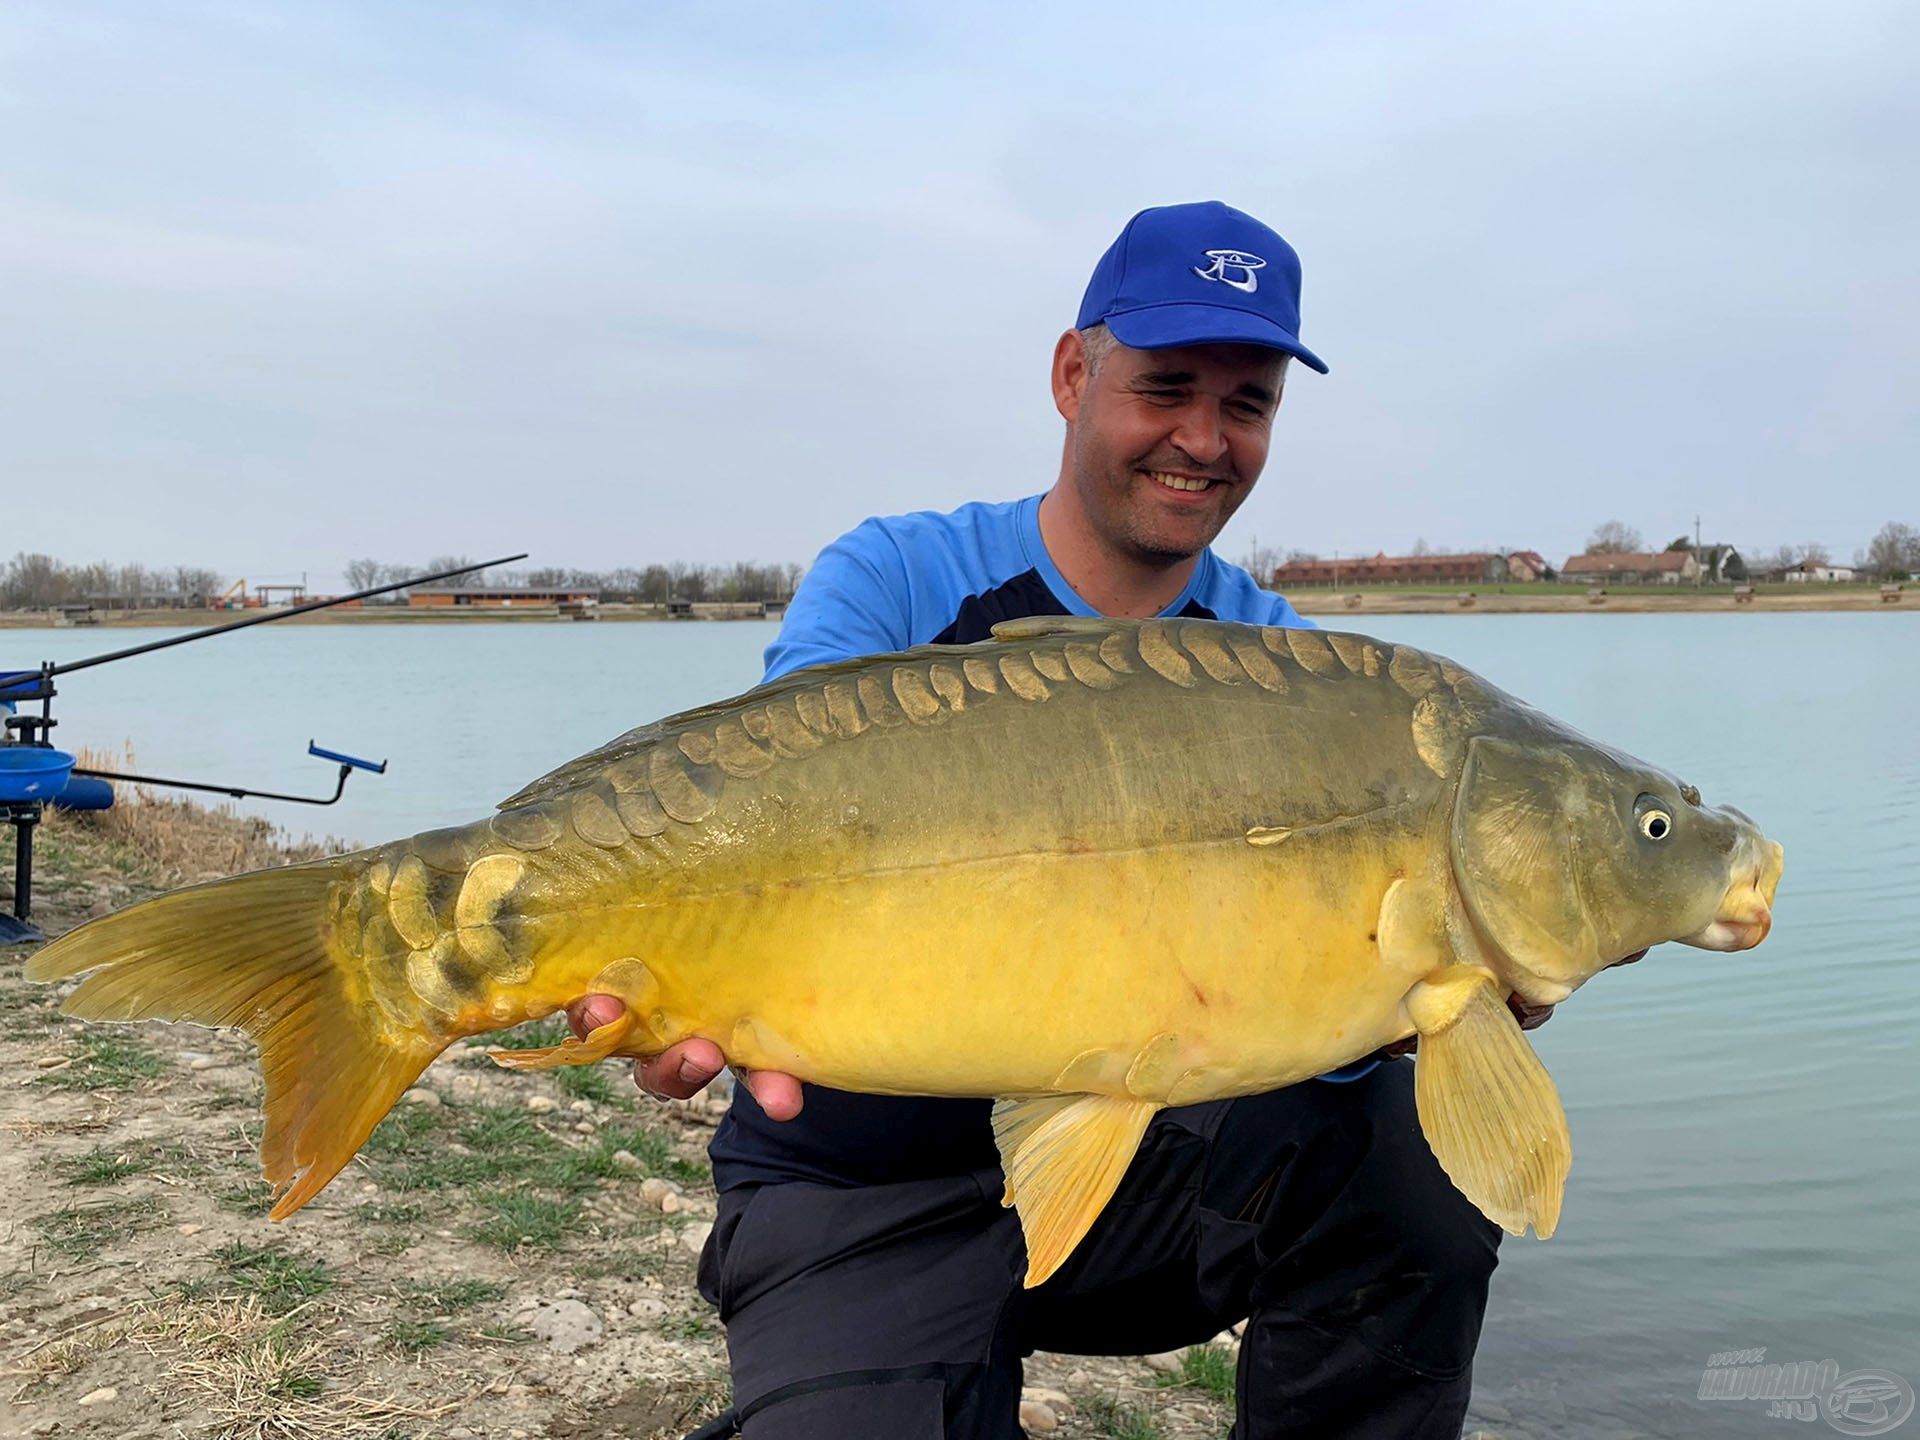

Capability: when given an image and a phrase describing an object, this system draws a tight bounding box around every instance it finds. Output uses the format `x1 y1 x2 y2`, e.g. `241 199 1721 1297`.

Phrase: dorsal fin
989 617 1127 643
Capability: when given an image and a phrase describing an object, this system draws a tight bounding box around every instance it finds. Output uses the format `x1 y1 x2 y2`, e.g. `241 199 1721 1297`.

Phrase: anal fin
991 1092 1159 1288
1407 968 1570 1238
489 1008 638 1071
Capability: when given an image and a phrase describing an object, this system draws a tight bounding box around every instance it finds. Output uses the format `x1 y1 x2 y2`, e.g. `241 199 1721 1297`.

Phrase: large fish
27 618 1782 1285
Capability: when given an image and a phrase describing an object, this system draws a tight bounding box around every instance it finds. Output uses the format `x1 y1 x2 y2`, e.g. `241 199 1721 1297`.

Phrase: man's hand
564 994 805 1120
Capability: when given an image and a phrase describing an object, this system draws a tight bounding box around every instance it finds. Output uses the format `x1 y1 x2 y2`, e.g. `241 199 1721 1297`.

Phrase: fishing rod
1 553 526 943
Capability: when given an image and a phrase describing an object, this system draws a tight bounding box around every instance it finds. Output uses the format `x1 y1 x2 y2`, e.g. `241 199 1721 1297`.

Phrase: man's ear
1052 329 1088 423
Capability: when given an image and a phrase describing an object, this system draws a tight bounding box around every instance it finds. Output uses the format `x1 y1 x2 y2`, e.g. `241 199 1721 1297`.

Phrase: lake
5 613 1915 1437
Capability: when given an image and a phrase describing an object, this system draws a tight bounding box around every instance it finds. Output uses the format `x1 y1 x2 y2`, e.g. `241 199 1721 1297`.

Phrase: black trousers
695 1057 1502 1439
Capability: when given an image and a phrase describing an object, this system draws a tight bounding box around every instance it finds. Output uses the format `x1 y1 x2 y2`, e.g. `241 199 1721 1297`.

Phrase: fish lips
1677 839 1783 952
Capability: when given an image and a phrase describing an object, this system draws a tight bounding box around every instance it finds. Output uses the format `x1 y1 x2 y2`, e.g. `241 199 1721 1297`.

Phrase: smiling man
574 203 1507 1439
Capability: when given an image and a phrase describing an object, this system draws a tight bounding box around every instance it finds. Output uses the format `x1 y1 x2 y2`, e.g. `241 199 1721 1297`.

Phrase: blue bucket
0 747 76 802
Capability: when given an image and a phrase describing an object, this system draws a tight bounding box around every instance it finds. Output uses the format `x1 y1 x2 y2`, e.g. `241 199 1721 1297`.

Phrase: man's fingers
635 1038 728 1100
743 1069 805 1122
565 993 628 1040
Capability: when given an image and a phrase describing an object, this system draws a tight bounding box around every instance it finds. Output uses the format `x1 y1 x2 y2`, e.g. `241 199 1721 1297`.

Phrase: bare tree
1408 537 1433 557
422 555 485 588
1865 522 1919 579
1797 542 1832 568
1584 521 1643 555
1234 537 1282 582
344 558 387 591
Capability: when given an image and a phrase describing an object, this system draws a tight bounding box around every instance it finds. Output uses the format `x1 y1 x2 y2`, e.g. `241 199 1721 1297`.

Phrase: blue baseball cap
1076 201 1328 374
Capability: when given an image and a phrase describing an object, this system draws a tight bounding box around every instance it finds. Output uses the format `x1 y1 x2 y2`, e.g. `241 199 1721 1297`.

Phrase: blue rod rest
308 741 388 774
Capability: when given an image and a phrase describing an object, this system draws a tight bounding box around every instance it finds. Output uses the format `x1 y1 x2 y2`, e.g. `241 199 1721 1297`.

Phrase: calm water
6 614 1916 1437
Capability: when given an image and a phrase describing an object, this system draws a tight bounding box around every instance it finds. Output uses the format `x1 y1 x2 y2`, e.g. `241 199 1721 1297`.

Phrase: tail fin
26 860 441 1219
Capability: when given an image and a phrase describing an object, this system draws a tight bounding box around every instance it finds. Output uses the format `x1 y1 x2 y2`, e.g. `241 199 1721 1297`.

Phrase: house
1505 551 1552 582
406 585 600 608
1270 552 1510 587
1559 551 1700 585
1781 562 1856 584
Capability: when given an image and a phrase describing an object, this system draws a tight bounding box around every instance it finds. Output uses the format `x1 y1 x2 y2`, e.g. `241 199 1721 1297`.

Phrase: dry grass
43 744 345 885
7 1293 468 1436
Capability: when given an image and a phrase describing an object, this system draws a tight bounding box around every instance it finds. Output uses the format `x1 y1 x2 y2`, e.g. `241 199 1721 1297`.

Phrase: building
1781 561 1856 584
1505 551 1552 582
1559 551 1700 585
1270 552 1511 587
406 585 600 608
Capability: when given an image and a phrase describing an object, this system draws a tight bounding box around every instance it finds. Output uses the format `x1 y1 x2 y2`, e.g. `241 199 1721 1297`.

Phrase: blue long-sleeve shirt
710 493 1377 1192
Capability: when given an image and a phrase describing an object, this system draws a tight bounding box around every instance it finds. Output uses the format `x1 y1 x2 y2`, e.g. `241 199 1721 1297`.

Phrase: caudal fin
26 860 441 1219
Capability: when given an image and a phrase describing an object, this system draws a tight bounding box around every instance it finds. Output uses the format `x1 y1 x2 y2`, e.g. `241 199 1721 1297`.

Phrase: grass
57 1137 201 1186
36 1198 161 1258
554 1062 626 1106
384 1317 450 1354
1151 1344 1236 1403
1081 1394 1166 1440
410 1277 507 1311
362 1098 706 1205
37 1029 168 1091
215 1242 334 1313
658 1312 717 1342
467 1190 582 1252
215 1176 276 1214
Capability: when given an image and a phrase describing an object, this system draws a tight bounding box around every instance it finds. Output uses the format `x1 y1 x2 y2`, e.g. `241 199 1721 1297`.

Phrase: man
572 202 1534 1438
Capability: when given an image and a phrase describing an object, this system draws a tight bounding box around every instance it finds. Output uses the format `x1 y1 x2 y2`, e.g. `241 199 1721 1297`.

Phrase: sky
3 0 1915 591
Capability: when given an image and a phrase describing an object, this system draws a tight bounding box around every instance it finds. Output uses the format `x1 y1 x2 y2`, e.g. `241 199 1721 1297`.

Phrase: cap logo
1192 249 1266 294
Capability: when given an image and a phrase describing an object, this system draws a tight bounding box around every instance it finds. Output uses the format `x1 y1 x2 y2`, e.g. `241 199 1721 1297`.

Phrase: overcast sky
4 0 1914 590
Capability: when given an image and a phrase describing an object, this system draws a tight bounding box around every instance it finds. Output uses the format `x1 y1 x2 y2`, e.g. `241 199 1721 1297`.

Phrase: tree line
0 552 808 610
0 554 226 609
1240 520 1920 582
344 558 806 604
1581 520 1919 579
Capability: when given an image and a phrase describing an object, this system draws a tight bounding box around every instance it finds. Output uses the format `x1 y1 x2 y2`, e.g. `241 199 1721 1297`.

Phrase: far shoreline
0 584 1908 629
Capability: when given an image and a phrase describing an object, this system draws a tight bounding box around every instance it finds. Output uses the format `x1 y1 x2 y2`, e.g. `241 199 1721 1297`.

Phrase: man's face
1054 334 1285 564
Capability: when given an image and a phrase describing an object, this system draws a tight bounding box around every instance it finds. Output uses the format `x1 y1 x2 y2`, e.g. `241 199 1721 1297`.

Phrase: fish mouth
1679 839 1784 952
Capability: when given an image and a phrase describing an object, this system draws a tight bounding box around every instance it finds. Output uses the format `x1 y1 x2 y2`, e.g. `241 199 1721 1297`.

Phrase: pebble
1143 1350 1185 1375
525 1095 558 1114
568 1099 595 1114
638 1177 680 1208
1022 1387 1072 1412
1018 1399 1059 1433
87 897 114 918
573 1121 596 1135
447 1429 475 1439
34 1055 66 1069
177 1223 203 1236
442 1044 476 1063
610 1149 643 1173
401 1089 443 1108
518 1297 604 1355
678 1221 713 1258
188 1056 221 1071
658 1192 687 1215
78 1386 118 1406
626 1296 670 1322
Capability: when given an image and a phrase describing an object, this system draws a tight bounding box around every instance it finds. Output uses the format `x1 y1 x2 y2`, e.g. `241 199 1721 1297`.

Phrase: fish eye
1635 794 1674 841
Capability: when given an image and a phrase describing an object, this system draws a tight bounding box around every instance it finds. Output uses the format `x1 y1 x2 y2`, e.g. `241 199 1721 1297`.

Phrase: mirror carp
27 617 1784 1286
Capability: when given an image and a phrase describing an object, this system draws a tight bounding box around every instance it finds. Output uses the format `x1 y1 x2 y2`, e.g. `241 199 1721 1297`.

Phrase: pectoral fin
1406 968 1571 1239
991 1093 1160 1288
489 1008 638 1071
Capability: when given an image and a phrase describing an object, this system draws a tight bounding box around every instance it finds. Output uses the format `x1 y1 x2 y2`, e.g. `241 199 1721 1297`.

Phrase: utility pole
1695 514 1703 586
